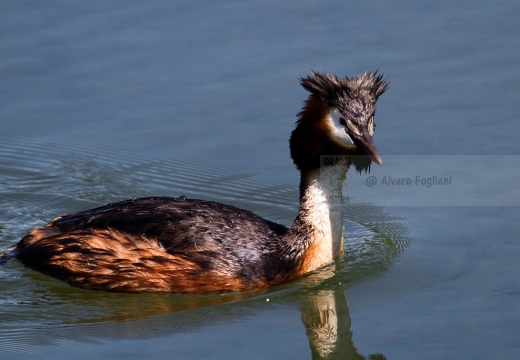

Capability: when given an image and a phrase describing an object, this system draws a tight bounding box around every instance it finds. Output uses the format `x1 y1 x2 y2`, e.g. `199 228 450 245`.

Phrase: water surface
1 1 519 359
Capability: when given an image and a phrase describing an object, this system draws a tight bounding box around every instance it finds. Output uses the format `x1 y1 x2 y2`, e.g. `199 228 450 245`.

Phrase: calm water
1 1 519 359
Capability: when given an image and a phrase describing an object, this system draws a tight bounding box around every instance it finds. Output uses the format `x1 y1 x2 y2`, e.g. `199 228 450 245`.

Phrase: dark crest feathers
299 70 389 106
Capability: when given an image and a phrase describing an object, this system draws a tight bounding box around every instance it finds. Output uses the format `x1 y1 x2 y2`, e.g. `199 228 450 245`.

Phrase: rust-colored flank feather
12 70 389 293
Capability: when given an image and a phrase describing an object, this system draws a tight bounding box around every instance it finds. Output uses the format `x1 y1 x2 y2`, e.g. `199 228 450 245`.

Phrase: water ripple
0 135 412 350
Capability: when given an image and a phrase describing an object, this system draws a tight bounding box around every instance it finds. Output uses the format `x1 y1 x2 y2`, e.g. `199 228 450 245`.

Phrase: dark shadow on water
2 265 390 359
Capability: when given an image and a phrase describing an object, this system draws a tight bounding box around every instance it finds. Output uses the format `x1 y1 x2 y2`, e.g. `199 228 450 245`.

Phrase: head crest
300 70 389 106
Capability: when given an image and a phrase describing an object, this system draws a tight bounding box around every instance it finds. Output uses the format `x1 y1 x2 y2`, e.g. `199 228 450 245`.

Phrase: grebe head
290 71 389 173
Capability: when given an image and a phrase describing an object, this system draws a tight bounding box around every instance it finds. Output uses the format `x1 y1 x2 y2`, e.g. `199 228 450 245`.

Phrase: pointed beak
354 134 383 166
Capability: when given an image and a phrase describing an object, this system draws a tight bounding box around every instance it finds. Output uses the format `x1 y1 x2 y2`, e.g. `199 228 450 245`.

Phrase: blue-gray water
1 1 519 359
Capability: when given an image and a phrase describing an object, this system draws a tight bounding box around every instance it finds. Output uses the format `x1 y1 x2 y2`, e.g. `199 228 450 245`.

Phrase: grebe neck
286 158 349 274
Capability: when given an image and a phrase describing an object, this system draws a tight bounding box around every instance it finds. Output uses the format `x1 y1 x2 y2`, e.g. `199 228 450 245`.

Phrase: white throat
299 159 349 271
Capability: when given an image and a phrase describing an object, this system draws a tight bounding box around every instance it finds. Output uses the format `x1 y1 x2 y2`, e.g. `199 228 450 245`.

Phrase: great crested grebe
10 71 389 293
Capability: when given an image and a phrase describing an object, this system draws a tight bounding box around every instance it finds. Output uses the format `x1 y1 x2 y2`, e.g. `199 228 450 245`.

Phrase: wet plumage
12 71 389 292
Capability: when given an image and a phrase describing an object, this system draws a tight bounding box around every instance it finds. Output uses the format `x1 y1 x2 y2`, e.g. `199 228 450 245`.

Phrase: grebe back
12 71 389 292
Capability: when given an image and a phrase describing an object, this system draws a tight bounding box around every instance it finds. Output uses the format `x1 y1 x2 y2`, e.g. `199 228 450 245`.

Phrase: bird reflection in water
300 285 386 360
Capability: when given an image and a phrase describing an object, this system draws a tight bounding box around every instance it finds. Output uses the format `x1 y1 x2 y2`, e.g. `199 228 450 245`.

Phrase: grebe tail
13 71 389 292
